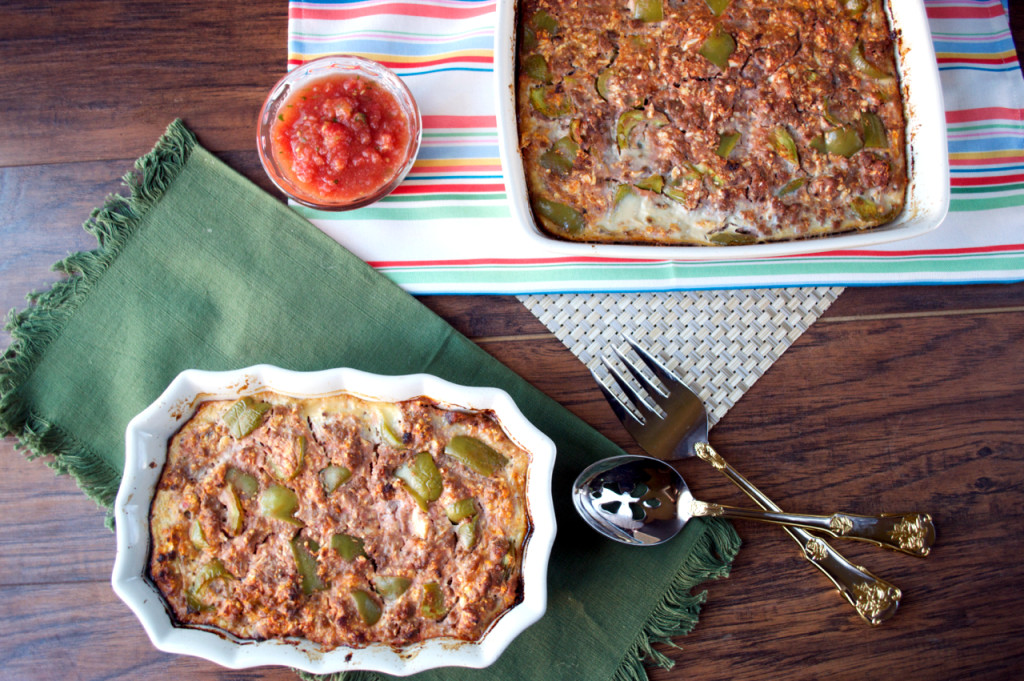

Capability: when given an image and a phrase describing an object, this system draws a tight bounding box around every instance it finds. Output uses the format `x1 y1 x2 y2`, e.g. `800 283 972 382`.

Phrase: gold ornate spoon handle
690 502 935 557
695 442 901 625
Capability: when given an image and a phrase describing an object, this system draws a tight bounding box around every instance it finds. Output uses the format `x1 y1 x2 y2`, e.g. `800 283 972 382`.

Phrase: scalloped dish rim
111 365 557 675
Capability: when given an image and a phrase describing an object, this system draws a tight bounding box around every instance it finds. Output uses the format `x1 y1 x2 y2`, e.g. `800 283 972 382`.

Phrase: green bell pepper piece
699 26 735 71
776 177 807 196
704 0 730 16
331 532 367 561
524 54 550 83
539 136 580 176
533 198 585 236
529 85 572 119
771 126 800 165
824 126 864 157
716 132 741 159
320 464 352 494
421 582 448 620
352 589 382 625
633 0 663 22
613 184 635 205
189 519 208 551
811 127 864 157
616 109 668 151
221 397 271 439
259 483 303 526
445 436 509 476
861 112 888 149
709 230 758 245
221 484 244 536
445 498 477 523
529 9 558 35
186 559 229 611
850 40 892 80
226 467 259 497
373 575 413 600
395 452 443 509
457 515 479 550
290 536 325 595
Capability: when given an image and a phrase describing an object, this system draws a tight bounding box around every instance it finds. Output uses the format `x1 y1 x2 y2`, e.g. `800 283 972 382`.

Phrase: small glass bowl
257 55 422 211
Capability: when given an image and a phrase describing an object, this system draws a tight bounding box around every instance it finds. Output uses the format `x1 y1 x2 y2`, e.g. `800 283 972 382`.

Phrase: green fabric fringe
293 518 739 681
612 517 741 681
0 119 197 518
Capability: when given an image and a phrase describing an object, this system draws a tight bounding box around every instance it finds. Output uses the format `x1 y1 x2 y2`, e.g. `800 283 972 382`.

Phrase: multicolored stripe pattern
288 0 1024 293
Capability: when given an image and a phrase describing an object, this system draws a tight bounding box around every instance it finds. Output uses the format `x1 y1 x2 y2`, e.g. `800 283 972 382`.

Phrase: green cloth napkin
0 120 739 681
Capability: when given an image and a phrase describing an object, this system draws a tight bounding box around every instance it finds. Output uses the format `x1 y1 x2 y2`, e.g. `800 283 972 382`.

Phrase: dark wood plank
0 1 288 166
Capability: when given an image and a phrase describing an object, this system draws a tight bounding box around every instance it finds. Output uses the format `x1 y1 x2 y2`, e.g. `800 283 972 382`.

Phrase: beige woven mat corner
518 287 843 428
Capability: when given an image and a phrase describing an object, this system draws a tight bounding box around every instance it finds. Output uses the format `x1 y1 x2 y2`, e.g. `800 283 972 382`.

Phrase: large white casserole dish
111 365 557 675
494 0 950 259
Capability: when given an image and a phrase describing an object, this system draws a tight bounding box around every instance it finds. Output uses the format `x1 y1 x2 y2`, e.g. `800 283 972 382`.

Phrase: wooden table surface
2 2 1022 680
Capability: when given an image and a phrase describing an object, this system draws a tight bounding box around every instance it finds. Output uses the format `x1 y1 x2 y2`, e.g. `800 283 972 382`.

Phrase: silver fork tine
610 346 669 405
623 336 687 395
588 366 636 425
600 357 662 425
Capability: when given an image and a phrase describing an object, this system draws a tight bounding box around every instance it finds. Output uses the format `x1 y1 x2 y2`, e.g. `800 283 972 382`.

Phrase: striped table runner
288 0 1024 294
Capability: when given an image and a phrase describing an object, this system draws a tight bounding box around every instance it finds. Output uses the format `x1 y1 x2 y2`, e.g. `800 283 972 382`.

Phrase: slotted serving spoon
574 454 928 548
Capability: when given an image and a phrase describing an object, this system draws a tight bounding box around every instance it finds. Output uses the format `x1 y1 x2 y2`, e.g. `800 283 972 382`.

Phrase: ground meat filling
148 393 531 651
517 0 908 245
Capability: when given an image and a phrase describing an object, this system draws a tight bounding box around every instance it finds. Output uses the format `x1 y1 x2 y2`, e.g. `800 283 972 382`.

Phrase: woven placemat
518 287 844 427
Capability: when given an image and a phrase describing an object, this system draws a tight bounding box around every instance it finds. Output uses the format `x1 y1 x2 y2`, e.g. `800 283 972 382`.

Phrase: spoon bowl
572 455 689 546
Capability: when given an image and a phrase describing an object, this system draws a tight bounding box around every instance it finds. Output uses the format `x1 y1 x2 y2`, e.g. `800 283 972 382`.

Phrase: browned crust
148 393 531 651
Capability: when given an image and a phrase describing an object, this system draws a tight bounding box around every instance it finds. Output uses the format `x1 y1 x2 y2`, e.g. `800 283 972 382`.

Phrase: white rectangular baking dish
494 0 949 259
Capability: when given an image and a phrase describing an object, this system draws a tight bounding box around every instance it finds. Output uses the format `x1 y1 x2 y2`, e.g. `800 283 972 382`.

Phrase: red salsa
271 73 414 204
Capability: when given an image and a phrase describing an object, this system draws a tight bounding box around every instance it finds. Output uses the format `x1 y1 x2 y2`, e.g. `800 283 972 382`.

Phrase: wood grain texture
1 1 1023 680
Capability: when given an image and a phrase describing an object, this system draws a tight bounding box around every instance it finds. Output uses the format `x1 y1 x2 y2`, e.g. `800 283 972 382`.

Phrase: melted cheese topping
149 393 531 651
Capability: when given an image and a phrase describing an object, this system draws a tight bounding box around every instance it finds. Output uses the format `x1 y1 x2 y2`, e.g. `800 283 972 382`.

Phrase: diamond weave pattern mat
518 288 844 427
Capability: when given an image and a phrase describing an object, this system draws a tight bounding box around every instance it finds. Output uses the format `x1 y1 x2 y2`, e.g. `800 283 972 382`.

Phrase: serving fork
590 337 934 625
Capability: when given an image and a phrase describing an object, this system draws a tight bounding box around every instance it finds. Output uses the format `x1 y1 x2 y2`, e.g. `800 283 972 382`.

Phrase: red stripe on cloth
368 256 670 267
937 55 1019 66
422 115 497 129
367 243 1024 269
926 3 1006 20
390 183 506 194
950 173 1024 187
946 107 1024 124
814 243 1024 258
290 3 495 21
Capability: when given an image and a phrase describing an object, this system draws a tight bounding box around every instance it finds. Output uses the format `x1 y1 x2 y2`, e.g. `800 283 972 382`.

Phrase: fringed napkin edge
0 119 195 525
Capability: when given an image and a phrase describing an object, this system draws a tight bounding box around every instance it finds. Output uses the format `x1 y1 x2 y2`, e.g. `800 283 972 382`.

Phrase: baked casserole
516 0 908 245
148 392 531 651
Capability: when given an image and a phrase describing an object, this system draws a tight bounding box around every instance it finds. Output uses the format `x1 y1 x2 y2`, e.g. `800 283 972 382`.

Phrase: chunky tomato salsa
271 73 414 203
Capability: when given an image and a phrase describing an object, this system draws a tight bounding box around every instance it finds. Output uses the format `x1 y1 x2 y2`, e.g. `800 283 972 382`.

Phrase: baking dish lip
494 0 949 260
112 364 557 675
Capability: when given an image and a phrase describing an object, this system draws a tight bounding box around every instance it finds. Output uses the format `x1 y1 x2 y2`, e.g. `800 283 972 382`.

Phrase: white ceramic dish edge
494 0 950 260
111 365 557 676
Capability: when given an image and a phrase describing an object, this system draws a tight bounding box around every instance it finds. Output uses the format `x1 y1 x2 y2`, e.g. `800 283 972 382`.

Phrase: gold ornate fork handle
694 442 901 625
796 531 902 625
691 502 935 557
